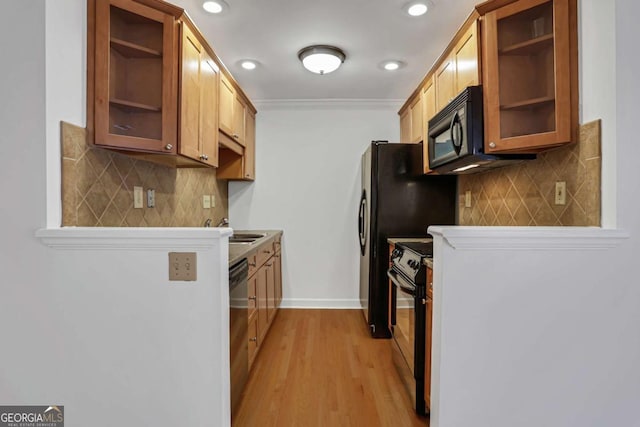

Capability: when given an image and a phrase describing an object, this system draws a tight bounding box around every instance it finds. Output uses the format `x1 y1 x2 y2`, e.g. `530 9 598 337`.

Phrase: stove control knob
408 259 419 269
391 248 403 260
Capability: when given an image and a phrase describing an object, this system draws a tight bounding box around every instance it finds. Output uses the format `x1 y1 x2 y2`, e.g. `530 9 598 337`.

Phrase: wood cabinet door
482 0 572 153
178 23 201 161
218 73 235 137
425 294 433 411
266 261 275 323
199 54 219 167
233 95 246 146
94 0 177 153
243 110 256 180
274 251 282 307
422 77 436 173
399 109 411 143
435 55 455 111
257 265 268 341
410 94 423 143
454 20 480 95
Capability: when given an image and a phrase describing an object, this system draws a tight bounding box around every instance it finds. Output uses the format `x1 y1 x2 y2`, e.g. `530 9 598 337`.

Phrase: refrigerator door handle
359 190 367 256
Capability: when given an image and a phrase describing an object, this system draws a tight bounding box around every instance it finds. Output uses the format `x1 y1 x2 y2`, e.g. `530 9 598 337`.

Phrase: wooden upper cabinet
399 109 411 143
409 94 423 143
199 53 219 167
454 20 480 95
244 110 256 180
219 73 235 137
219 72 247 146
422 77 436 173
94 0 177 153
435 56 456 111
481 0 575 153
179 22 218 166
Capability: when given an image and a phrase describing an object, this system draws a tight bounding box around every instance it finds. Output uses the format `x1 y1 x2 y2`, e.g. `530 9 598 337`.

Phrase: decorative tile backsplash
61 122 228 227
458 120 601 226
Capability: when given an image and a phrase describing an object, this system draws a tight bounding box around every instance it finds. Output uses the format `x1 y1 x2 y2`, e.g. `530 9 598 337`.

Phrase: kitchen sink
229 232 266 244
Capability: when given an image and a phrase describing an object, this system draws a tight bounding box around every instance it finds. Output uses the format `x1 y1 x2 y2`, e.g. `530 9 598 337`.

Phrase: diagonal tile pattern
61 121 228 227
458 120 601 226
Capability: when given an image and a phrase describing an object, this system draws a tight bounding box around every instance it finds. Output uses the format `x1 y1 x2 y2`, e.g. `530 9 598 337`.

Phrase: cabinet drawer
248 313 258 367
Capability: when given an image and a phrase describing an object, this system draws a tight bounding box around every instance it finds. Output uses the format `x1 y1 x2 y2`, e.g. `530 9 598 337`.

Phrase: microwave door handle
450 111 463 155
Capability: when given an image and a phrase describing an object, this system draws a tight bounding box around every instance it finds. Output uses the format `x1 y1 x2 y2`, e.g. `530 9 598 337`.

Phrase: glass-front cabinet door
481 0 574 153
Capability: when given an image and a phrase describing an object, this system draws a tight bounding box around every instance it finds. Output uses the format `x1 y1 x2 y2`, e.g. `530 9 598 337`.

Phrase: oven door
388 268 417 375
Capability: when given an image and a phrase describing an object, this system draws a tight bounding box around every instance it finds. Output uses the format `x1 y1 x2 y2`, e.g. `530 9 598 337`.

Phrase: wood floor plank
233 309 428 427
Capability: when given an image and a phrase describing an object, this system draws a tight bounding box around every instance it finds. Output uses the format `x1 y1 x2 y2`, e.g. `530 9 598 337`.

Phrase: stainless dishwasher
229 258 248 418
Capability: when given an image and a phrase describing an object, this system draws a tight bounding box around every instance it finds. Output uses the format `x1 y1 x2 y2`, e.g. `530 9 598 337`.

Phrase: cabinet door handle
233 134 239 139
249 337 257 342
248 262 256 267
263 250 271 254
489 142 496 149
248 296 257 301
165 144 173 151
266 262 273 267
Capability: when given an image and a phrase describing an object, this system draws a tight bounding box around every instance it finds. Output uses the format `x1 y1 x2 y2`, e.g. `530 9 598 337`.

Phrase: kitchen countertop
228 230 283 266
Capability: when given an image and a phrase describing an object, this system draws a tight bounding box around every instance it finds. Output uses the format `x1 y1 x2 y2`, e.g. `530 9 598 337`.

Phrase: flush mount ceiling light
380 60 405 71
297 45 346 75
404 1 433 17
240 60 258 70
202 0 228 14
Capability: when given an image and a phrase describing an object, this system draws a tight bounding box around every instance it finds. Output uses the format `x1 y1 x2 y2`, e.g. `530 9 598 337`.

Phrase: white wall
229 101 399 308
426 1 640 426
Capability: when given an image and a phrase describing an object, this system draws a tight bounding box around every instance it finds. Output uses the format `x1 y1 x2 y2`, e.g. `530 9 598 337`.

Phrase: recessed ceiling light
202 0 228 14
379 60 405 71
404 1 432 17
240 60 258 70
298 45 346 75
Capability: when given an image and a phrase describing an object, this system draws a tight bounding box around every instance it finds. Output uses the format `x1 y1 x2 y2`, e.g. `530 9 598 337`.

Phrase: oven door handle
387 269 416 296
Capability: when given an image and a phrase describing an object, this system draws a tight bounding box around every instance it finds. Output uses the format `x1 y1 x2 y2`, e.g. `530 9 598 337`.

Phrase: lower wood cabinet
247 235 283 369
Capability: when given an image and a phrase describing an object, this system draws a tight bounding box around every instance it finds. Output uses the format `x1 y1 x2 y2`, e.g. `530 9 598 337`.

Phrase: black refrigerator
358 141 457 338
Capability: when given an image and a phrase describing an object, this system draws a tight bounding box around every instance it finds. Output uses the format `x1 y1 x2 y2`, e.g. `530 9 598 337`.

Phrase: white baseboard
279 298 361 309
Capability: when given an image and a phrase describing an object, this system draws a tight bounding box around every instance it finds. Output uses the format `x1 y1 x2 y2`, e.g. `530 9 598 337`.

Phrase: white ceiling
172 0 479 101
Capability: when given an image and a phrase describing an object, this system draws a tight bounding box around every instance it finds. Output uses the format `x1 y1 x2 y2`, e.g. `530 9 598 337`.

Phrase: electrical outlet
168 252 197 281
211 194 216 208
147 189 155 208
555 181 567 205
133 186 143 209
465 190 472 208
203 195 211 209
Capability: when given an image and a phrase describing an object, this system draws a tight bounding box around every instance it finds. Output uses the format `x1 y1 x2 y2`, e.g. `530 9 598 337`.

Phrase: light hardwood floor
233 309 428 427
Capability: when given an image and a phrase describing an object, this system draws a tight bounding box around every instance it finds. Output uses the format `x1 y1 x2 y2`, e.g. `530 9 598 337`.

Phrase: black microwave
427 86 534 174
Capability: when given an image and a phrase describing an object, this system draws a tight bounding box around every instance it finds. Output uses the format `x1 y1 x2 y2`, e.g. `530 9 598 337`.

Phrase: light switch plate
211 194 216 208
555 181 567 205
203 195 211 209
465 190 472 208
169 252 197 281
133 186 143 209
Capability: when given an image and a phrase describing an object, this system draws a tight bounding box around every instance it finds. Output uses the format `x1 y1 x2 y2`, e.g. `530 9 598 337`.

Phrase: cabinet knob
249 337 257 342
233 134 239 139
200 154 209 160
248 262 256 267
165 144 173 151
489 142 496 149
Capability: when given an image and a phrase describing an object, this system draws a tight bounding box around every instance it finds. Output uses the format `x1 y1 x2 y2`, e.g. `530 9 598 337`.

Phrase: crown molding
253 98 404 111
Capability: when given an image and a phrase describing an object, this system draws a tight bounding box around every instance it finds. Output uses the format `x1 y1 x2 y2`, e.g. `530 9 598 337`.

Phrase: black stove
390 241 432 286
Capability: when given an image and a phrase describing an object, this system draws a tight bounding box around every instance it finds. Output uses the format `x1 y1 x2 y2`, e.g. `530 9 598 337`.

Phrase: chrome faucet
203 218 212 227
217 218 229 227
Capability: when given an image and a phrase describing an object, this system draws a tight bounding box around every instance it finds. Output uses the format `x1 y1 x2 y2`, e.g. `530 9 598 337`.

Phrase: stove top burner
399 242 433 258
